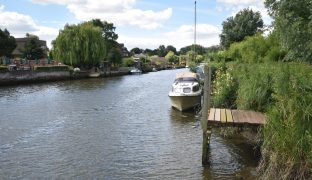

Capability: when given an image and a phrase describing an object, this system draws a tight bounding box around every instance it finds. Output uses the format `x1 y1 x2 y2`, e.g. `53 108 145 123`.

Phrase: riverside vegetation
206 0 312 178
211 61 312 179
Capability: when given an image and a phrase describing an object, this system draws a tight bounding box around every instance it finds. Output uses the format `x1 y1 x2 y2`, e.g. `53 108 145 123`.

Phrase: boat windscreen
175 77 198 82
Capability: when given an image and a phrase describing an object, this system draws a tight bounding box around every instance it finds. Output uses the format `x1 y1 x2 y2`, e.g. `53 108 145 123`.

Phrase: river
0 68 259 179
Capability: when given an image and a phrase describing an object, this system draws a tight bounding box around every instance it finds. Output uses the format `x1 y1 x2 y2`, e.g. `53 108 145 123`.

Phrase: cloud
216 0 271 25
0 5 58 48
31 0 172 29
217 0 263 6
0 5 38 35
119 24 221 50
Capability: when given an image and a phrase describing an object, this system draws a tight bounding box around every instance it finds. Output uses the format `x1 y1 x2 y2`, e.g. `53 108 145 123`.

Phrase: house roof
11 37 47 57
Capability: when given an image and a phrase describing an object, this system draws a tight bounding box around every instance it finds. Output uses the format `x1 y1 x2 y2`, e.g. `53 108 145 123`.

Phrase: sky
0 0 271 51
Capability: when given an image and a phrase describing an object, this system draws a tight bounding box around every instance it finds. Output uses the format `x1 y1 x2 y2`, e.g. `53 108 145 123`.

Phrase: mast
194 0 197 62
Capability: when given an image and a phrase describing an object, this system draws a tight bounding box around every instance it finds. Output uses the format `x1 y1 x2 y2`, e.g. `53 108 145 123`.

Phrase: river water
0 68 259 179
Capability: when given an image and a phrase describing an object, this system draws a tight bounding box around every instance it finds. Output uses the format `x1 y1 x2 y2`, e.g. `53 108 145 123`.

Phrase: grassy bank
210 62 312 179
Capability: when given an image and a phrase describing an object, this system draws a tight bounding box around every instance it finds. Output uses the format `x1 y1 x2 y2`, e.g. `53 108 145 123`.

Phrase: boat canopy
176 72 198 79
174 72 199 82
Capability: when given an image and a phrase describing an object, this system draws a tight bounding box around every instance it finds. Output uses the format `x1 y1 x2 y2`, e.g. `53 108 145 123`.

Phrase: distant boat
168 72 202 111
130 68 142 74
89 67 101 78
89 72 100 78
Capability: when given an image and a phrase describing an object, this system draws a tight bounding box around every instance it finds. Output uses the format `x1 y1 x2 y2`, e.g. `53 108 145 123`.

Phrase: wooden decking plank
255 111 265 124
249 111 259 124
241 110 249 123
226 109 233 123
248 111 265 124
208 108 216 121
214 108 221 122
231 110 238 123
220 109 227 123
208 108 265 125
232 110 245 124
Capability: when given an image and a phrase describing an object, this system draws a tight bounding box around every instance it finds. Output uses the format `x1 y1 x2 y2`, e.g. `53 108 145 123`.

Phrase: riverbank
0 67 132 86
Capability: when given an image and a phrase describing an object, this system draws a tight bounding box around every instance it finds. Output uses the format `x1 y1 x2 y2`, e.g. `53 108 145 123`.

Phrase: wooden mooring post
201 65 211 165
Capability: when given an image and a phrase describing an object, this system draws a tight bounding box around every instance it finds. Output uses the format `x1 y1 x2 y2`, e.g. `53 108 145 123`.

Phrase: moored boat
168 72 202 111
89 67 101 78
130 68 142 74
89 72 101 78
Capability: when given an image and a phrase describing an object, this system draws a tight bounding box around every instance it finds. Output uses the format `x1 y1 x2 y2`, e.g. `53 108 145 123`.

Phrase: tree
206 45 221 53
179 44 206 55
165 51 178 64
143 48 154 56
122 57 135 67
220 8 263 49
107 47 122 66
91 19 118 42
166 45 177 55
23 34 45 60
265 0 312 62
130 47 142 55
157 45 167 57
0 28 16 57
91 19 119 60
53 22 106 68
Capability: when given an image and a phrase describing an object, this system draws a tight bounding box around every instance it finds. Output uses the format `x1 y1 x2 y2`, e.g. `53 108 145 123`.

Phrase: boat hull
89 72 101 78
169 95 201 111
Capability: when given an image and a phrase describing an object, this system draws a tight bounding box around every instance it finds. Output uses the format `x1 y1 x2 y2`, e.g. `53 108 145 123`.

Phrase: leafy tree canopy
179 44 206 55
166 45 177 55
165 51 178 64
265 0 312 62
53 22 106 68
143 48 154 56
90 19 120 62
23 34 45 60
206 45 221 53
91 19 118 42
220 8 263 49
157 45 167 57
130 47 143 55
0 28 16 57
107 47 122 66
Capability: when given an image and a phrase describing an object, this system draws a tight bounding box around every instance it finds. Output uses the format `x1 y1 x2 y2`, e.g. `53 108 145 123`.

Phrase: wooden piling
201 65 211 165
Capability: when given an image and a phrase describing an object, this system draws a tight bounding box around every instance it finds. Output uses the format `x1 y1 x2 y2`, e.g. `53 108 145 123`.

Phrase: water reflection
170 108 199 123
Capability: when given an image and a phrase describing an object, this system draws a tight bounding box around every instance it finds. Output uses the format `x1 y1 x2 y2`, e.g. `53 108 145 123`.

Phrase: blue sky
0 0 270 50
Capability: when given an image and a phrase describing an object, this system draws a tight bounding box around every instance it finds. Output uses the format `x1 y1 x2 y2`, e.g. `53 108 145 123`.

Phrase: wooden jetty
200 65 266 165
207 108 265 126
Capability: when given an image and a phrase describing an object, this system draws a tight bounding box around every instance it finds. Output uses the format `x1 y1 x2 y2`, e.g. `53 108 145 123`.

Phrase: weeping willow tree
53 22 106 68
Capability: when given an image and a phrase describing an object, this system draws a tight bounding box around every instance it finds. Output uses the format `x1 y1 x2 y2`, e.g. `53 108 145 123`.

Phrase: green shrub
224 33 285 63
122 57 135 67
212 63 238 108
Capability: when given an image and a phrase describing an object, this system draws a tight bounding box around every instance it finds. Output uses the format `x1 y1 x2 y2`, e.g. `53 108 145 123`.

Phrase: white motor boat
168 72 202 111
130 68 142 74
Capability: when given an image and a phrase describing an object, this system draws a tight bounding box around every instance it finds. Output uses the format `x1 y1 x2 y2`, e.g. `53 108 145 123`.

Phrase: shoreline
0 69 131 86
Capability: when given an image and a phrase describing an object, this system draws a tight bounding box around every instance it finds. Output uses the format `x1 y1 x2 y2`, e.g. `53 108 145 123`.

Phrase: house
11 37 48 59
